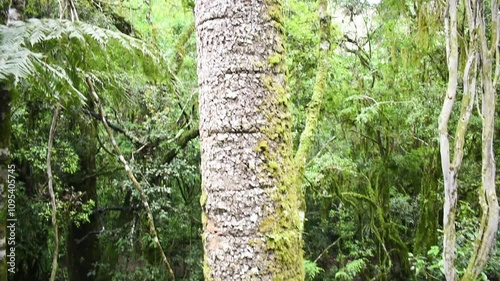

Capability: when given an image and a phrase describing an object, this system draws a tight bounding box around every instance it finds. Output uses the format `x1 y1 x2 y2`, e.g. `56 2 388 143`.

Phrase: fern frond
345 258 366 274
1 18 169 71
0 18 173 104
334 271 350 281
0 45 42 82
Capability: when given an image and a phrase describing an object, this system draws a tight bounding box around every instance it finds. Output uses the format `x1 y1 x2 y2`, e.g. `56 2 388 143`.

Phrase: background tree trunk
67 119 100 281
0 85 11 281
195 0 304 279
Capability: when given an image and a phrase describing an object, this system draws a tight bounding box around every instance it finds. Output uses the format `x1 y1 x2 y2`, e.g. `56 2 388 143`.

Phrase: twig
47 105 61 281
314 236 343 263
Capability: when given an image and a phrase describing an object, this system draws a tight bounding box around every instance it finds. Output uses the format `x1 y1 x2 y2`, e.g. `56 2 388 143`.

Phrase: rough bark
0 1 24 279
195 0 304 280
0 84 11 281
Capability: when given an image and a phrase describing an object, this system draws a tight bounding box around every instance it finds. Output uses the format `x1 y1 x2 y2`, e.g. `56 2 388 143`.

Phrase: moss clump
268 54 281 66
268 160 279 173
199 188 208 207
257 72 304 281
262 75 286 98
265 0 286 36
255 140 269 153
265 0 284 24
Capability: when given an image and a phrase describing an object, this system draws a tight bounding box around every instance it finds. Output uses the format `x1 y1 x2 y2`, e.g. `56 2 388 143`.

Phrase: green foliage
334 259 366 280
4 0 500 280
304 259 324 280
0 18 170 105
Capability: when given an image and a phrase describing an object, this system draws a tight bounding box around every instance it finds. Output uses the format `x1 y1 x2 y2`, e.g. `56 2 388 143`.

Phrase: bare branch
85 76 175 280
47 105 61 281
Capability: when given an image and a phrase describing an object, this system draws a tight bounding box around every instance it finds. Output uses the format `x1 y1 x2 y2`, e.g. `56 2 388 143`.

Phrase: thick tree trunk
195 0 304 280
0 1 24 279
67 119 100 281
0 85 11 281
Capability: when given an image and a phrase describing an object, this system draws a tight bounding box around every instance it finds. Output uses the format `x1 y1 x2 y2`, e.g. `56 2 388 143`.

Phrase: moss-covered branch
171 22 195 75
293 0 332 211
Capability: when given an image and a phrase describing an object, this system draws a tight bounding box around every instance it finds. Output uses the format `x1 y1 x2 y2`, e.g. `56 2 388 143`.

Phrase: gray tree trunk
0 1 24 280
195 0 304 280
0 85 11 281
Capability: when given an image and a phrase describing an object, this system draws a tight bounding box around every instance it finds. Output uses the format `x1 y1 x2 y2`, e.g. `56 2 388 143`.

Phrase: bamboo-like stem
47 105 61 281
85 77 175 280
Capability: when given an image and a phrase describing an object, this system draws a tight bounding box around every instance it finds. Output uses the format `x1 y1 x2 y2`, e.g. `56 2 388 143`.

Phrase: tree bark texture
195 0 304 280
440 0 499 280
0 84 11 281
0 1 24 279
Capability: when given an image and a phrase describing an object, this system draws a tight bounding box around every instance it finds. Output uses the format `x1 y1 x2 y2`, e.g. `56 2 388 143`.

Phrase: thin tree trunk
440 0 499 279
86 77 175 280
439 1 459 279
47 106 61 281
195 0 304 279
461 0 499 279
294 0 332 229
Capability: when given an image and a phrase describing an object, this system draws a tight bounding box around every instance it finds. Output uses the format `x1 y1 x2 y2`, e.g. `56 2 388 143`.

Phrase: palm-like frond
0 45 42 81
0 18 172 104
